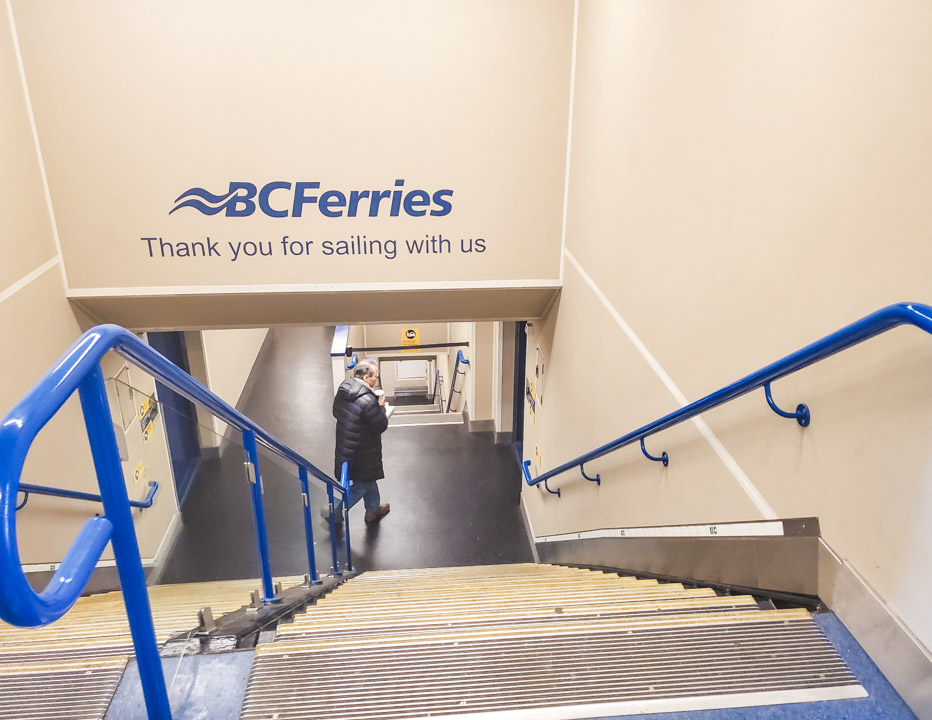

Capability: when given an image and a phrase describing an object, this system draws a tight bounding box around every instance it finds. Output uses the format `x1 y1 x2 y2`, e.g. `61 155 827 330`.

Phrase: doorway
512 321 527 460
146 331 202 506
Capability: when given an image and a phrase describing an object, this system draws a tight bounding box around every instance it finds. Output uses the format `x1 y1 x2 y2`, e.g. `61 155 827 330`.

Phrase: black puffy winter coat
333 378 389 482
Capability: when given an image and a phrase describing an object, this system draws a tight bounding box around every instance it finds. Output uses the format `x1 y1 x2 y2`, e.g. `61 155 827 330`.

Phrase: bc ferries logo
170 180 453 218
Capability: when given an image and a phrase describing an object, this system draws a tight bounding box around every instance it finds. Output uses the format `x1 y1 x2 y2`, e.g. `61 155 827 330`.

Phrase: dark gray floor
158 326 532 584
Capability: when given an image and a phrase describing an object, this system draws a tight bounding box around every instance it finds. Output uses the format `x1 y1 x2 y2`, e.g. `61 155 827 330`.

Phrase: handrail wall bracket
640 438 669 467
520 302 932 497
764 383 811 427
579 464 601 485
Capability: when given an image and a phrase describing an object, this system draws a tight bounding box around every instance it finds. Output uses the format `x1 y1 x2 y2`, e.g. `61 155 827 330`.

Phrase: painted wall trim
563 249 776 520
67 278 563 298
24 556 153 573
558 0 580 287
5 0 68 290
0 256 59 304
538 520 785 542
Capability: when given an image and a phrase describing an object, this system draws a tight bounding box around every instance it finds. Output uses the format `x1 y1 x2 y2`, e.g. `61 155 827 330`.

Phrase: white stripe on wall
563 249 777 520
558 0 580 287
6 0 68 290
0 256 60 305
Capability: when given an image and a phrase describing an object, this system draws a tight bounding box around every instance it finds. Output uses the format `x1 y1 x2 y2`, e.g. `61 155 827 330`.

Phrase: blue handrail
446 349 469 413
524 302 932 494
0 324 348 720
16 480 159 512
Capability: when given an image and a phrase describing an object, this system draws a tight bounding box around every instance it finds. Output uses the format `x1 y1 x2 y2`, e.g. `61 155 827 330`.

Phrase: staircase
242 563 865 719
0 576 305 720
388 391 462 426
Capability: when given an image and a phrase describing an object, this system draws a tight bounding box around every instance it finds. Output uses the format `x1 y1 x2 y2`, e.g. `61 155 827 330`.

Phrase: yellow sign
402 327 420 353
526 378 536 423
133 461 148 485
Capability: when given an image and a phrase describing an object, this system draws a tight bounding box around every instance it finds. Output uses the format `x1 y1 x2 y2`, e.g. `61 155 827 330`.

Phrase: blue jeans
333 479 381 515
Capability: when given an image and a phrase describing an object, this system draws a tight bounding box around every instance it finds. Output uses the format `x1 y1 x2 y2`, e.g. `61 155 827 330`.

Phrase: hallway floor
158 326 533 584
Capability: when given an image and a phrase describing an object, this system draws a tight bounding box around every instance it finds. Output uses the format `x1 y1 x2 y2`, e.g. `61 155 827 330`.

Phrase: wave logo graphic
169 180 455 218
170 185 249 216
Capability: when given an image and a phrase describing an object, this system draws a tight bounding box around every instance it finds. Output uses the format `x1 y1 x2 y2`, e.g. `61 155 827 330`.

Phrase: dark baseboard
462 409 495 433
536 521 821 598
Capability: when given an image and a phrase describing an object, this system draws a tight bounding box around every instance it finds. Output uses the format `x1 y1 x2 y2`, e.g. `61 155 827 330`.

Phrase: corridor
158 326 533 584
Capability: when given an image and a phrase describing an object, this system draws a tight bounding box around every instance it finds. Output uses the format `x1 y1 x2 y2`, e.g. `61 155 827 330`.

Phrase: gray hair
353 358 379 380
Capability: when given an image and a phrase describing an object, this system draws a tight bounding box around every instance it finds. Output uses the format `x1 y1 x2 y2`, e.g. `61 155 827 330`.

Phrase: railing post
341 462 353 572
326 483 342 576
77 366 172 720
446 353 461 413
298 467 321 584
241 430 277 602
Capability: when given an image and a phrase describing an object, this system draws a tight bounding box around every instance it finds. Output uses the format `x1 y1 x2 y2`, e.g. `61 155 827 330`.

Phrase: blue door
147 332 201 506
513 321 527 461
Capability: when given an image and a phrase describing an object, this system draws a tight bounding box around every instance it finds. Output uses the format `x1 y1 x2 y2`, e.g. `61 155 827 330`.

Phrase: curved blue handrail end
0 515 112 626
346 354 358 370
456 349 469 365
0 323 340 630
521 460 532 483
138 481 159 509
523 460 559 497
523 302 932 490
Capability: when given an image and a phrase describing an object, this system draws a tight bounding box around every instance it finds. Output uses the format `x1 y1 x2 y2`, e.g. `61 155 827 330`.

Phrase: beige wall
202 329 270 437
10 0 571 325
471 323 495 422
102 351 180 561
363 323 450 350
357 323 455 402
0 5 55 291
184 331 221 449
497 322 515 435
524 0 932 663
1 6 176 567
6 0 932 674
347 325 365 352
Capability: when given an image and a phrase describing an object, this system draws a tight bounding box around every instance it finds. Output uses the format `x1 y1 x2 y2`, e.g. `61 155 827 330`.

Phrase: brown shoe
364 503 390 524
